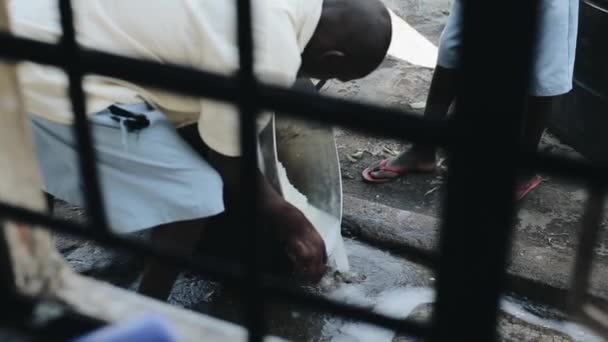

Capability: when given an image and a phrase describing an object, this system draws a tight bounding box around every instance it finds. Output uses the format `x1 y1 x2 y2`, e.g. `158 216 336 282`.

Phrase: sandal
361 159 426 184
516 175 543 201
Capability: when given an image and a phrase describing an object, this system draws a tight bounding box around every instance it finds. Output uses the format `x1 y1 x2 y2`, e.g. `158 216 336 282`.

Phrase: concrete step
342 195 608 309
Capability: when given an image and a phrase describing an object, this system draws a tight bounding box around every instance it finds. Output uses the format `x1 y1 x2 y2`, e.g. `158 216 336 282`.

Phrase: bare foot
265 202 327 283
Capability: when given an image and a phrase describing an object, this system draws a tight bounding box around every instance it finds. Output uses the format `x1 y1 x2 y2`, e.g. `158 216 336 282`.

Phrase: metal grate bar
4 33 608 185
235 0 266 340
431 0 540 339
0 32 448 147
570 186 606 313
0 221 15 296
0 200 432 294
56 0 109 231
0 0 603 340
527 152 608 186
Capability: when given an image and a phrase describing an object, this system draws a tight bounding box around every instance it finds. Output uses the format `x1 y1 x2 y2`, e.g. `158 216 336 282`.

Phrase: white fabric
31 103 226 233
437 0 579 96
9 0 323 156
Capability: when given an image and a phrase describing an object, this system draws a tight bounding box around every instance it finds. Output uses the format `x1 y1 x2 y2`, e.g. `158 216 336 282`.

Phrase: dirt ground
328 81 608 272
48 0 608 341
323 0 608 279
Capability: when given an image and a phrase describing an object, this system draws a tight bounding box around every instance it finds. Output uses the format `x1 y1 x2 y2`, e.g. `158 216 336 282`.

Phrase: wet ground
53 220 602 341
47 0 608 340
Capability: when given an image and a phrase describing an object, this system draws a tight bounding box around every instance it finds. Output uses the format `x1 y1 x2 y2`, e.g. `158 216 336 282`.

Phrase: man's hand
208 150 328 282
263 200 327 282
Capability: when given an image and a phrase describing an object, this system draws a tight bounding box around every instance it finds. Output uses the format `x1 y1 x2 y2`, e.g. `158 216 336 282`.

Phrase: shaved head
301 0 392 81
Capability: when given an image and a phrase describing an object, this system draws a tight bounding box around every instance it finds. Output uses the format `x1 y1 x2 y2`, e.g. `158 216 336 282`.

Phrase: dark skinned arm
207 149 328 282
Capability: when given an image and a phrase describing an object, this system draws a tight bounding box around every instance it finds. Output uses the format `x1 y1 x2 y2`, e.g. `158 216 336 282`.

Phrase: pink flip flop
361 159 412 184
516 175 543 201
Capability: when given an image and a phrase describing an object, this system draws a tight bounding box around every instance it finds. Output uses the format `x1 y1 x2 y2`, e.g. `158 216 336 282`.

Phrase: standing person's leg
525 0 577 153
516 0 579 200
361 66 458 182
515 96 554 200
522 96 554 153
362 0 463 182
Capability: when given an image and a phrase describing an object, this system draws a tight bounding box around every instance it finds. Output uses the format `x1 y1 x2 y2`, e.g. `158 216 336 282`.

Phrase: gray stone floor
47 0 608 340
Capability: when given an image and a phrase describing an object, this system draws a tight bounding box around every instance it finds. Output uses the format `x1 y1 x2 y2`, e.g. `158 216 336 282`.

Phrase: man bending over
10 0 392 300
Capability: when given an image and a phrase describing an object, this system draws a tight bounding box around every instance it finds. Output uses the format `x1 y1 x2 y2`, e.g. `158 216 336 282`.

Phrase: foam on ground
277 161 349 272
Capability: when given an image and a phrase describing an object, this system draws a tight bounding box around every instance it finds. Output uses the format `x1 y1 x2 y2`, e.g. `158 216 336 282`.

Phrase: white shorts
437 0 579 96
32 103 225 234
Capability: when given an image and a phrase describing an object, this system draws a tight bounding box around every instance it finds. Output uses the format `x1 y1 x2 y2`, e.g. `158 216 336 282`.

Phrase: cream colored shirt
10 0 322 156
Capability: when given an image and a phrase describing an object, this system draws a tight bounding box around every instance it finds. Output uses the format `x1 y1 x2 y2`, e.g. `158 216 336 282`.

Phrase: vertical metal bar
235 0 265 341
0 222 15 296
569 185 606 314
57 0 109 231
0 222 21 332
431 0 539 340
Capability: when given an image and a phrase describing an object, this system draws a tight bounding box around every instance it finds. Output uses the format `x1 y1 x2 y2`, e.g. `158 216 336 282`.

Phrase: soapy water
275 159 600 341
317 240 601 342
277 162 349 272
500 300 602 342
321 285 601 342
322 287 434 342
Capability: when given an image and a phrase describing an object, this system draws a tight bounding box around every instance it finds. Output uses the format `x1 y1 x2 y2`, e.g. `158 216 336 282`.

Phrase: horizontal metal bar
0 32 445 146
0 202 243 282
6 197 595 338
0 201 428 337
0 32 240 105
3 32 607 181
3 33 606 185
523 152 608 186
1 25 607 339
